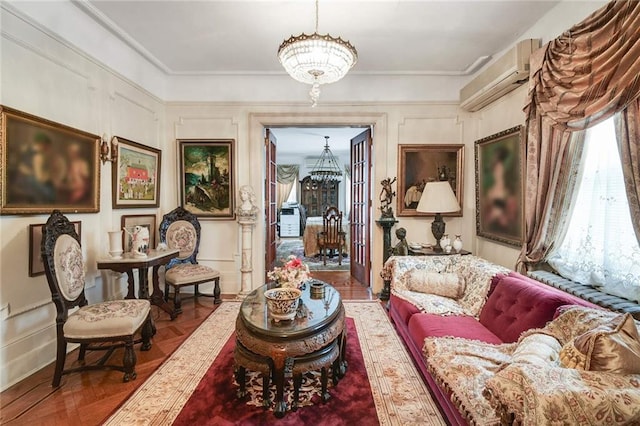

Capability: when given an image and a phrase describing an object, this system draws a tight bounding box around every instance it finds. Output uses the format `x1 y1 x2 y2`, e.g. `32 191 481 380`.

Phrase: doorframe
248 112 388 295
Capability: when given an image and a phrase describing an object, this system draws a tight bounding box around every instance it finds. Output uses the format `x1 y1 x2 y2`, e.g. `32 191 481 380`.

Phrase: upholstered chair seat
64 299 151 339
160 207 222 314
42 210 153 387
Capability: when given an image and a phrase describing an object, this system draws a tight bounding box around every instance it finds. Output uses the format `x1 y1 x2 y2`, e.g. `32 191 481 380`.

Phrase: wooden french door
350 128 372 287
265 129 278 277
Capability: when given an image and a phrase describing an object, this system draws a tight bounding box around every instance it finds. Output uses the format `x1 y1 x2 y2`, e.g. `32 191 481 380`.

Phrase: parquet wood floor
0 271 372 425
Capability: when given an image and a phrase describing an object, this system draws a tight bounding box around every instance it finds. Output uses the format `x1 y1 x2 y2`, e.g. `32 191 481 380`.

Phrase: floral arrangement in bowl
267 255 310 289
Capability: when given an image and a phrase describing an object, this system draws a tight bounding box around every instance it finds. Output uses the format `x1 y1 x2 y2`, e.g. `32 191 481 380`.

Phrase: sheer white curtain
547 117 640 303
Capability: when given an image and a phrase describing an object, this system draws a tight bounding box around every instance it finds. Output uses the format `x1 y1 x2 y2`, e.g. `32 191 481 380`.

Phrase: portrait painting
475 126 524 246
112 136 161 208
1 106 100 215
397 144 464 217
178 139 235 219
29 221 81 277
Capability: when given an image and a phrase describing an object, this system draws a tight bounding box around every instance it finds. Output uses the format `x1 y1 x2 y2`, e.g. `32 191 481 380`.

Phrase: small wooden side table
97 249 179 320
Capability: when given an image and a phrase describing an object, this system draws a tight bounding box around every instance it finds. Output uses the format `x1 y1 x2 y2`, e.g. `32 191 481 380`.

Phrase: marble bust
237 185 259 220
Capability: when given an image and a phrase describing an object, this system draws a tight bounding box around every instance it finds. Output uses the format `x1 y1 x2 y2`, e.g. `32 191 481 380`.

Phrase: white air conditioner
460 39 540 112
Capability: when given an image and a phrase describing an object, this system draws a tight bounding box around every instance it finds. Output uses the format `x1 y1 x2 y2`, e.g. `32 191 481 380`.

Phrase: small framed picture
178 139 235 219
29 221 81 277
475 125 524 247
397 144 464 217
121 214 156 252
112 136 161 209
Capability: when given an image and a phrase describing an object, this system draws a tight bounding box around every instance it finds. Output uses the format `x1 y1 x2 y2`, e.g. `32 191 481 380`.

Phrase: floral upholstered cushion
165 263 220 286
166 220 197 259
484 362 640 425
54 234 85 301
559 313 640 374
385 255 509 316
64 299 150 339
423 336 514 426
406 271 465 299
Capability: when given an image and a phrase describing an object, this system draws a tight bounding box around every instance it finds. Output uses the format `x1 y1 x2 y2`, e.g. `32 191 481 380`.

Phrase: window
547 117 640 303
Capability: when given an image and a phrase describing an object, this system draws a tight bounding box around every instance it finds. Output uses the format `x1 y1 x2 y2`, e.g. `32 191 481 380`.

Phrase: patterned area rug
277 237 349 271
104 301 445 425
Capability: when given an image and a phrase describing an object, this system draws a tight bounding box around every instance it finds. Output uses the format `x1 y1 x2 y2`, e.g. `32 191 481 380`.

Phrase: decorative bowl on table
264 287 302 322
408 242 422 251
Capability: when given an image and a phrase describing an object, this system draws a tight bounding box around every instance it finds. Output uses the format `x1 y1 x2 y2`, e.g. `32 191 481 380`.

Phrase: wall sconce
100 135 118 164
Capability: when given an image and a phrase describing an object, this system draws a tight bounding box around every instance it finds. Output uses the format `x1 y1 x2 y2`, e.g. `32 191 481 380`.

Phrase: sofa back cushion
479 272 598 343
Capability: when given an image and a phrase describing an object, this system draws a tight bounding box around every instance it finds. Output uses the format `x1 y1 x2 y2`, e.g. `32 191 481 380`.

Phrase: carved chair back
159 206 202 269
41 210 88 321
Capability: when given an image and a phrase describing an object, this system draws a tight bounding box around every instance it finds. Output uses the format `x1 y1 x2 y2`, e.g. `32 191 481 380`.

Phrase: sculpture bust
237 185 259 220
391 227 409 256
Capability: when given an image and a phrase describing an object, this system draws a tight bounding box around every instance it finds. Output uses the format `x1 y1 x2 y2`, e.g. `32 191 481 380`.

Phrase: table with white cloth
303 216 350 257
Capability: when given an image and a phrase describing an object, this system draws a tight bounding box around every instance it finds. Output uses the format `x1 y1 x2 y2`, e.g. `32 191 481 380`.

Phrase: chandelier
277 0 357 107
309 136 343 186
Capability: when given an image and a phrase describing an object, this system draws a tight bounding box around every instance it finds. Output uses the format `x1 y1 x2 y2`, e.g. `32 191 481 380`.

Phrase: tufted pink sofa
388 265 599 425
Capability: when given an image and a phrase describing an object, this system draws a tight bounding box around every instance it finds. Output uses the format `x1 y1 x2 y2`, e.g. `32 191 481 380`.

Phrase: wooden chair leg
292 373 302 411
141 316 154 350
122 339 137 382
164 282 170 302
52 338 67 387
173 286 182 315
214 277 222 304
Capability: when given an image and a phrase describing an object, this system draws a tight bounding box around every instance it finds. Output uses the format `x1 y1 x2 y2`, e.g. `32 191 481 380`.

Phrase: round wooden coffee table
234 280 346 418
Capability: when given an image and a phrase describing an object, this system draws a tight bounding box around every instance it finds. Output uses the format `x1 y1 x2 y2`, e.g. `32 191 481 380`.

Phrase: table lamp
416 181 460 252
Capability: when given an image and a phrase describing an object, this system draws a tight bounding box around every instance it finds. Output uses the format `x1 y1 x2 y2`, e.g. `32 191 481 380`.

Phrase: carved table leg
126 271 135 299
292 373 302 411
235 366 246 398
320 367 331 402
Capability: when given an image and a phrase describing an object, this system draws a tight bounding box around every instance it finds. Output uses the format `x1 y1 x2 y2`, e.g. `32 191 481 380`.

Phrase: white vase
441 234 450 250
108 230 123 258
453 235 463 253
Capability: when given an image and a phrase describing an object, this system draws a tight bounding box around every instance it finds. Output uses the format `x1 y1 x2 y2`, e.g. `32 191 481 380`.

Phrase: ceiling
79 0 562 156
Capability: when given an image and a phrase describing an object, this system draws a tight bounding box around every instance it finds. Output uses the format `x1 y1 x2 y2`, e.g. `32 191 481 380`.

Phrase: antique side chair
316 206 347 265
159 206 222 314
41 210 153 387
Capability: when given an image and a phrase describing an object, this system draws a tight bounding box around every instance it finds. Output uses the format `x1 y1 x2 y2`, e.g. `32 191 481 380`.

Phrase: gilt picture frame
178 139 235 219
29 221 81 277
1 105 100 215
397 144 464 217
475 125 524 247
121 214 156 252
112 136 161 208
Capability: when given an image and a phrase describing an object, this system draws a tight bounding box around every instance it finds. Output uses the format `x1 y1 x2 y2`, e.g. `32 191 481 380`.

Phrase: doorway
265 126 372 289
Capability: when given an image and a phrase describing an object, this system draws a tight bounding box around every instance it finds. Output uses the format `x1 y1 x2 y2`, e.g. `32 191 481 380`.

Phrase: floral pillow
406 270 465 299
559 312 640 374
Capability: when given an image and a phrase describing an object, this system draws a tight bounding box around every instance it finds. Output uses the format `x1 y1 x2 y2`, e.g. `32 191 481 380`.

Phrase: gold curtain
276 165 299 211
518 0 640 272
615 97 640 241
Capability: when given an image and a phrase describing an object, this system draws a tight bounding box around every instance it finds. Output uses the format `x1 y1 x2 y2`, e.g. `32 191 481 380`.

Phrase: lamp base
431 213 445 253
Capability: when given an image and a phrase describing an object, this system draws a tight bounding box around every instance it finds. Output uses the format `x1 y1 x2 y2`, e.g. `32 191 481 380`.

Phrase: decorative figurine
123 225 149 257
391 227 409 256
379 177 397 218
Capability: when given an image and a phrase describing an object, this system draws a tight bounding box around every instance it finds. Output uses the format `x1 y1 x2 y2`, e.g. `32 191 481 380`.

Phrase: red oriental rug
104 302 445 425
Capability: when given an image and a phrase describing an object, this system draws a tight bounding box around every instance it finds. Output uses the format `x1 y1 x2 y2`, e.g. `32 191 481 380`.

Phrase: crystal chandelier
277 0 357 107
309 136 343 186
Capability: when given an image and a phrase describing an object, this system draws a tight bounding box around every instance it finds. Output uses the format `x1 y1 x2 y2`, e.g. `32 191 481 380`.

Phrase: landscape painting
178 139 234 219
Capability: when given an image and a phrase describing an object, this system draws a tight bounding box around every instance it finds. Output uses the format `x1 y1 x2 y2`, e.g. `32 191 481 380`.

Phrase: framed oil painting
112 136 161 208
397 144 464 217
475 125 524 247
29 221 81 277
178 139 235 219
1 105 100 215
121 214 156 252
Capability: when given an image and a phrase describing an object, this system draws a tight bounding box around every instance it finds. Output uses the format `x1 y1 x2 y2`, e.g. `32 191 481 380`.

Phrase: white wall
0 0 606 391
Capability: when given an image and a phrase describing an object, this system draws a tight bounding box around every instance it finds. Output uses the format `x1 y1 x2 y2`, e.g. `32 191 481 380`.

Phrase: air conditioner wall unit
460 39 540 112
